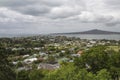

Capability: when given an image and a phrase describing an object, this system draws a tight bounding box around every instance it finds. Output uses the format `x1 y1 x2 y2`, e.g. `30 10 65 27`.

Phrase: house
61 50 65 53
87 43 93 48
39 52 48 56
77 50 83 55
12 48 17 51
12 61 18 65
17 66 32 71
38 63 60 70
24 58 37 64
89 40 96 44
23 54 30 58
69 60 74 62
71 54 80 57
58 57 69 62
34 47 41 50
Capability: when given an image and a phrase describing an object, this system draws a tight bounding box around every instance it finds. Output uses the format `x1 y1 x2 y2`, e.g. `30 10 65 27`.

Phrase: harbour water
56 34 120 40
0 34 120 40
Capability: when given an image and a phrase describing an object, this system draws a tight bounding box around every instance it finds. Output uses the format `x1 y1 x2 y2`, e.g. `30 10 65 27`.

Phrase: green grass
107 46 120 52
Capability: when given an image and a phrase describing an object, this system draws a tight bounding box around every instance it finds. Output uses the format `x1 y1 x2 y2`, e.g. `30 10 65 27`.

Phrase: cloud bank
0 0 120 34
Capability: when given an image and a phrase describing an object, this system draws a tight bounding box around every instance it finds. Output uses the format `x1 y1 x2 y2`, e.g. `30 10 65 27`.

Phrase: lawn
107 46 120 52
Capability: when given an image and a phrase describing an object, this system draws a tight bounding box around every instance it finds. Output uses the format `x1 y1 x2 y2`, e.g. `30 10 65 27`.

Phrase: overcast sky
0 0 120 34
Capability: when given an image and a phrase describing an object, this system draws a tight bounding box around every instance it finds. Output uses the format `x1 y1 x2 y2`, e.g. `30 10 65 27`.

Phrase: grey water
0 34 120 40
54 34 120 40
0 34 36 38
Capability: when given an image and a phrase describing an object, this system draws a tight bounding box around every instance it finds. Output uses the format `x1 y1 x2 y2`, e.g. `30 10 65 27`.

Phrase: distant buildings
38 63 60 70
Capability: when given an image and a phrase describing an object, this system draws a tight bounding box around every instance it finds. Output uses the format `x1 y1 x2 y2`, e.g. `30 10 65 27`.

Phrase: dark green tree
74 46 120 80
17 70 30 80
0 47 16 80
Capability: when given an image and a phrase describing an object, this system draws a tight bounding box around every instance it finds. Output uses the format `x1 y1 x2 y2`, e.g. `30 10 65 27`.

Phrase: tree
0 47 16 80
109 52 120 80
44 63 76 80
74 45 120 80
74 46 110 73
17 70 30 80
75 69 95 80
96 69 111 80
29 70 45 80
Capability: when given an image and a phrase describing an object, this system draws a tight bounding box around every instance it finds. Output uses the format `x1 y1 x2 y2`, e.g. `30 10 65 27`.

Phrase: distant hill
54 29 120 35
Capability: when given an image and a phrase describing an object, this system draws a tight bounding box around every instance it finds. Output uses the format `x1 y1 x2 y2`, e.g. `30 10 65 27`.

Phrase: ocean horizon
53 34 120 40
0 34 120 40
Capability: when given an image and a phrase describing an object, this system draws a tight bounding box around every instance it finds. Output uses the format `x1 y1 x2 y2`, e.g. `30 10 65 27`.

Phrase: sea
0 34 37 38
53 34 120 40
0 34 120 40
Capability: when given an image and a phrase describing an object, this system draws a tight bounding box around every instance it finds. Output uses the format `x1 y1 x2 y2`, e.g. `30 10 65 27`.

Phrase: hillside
55 29 120 34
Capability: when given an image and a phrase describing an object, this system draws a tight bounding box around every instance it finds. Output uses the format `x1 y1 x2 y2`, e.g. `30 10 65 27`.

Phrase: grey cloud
0 7 36 23
0 0 63 7
48 9 81 19
0 0 34 7
0 0 61 16
105 0 120 6
12 5 51 16
105 20 120 26
104 0 120 10
0 0 120 34
0 0 84 18
66 11 113 23
0 0 119 22
105 22 119 26
40 0 63 7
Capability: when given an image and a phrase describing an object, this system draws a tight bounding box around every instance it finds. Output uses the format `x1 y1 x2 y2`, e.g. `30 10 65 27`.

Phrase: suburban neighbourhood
0 36 119 71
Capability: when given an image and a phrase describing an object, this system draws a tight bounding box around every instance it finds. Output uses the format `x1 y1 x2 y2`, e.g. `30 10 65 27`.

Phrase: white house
23 54 30 58
24 58 37 64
